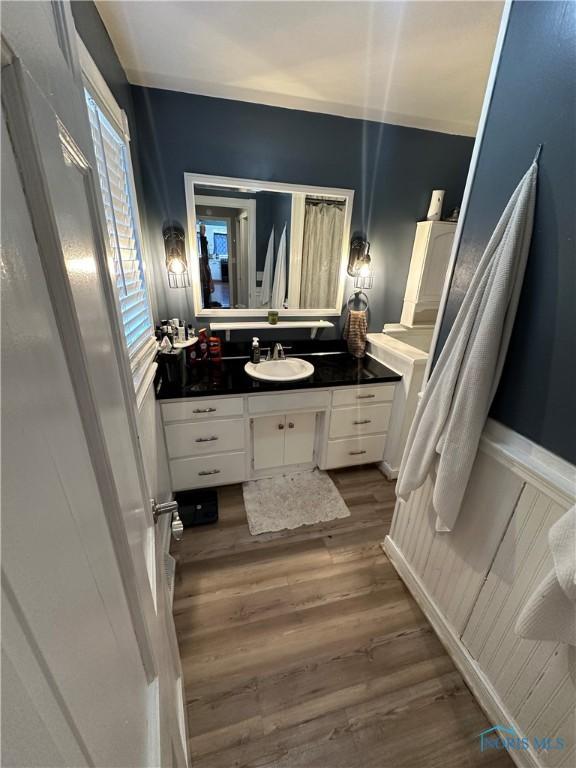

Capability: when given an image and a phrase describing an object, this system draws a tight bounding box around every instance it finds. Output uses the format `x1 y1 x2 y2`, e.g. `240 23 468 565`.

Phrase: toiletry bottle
187 324 195 340
198 329 209 360
209 336 222 361
251 337 261 364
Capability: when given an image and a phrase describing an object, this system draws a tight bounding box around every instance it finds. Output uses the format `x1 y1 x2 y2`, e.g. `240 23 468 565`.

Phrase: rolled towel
343 309 367 358
515 505 576 646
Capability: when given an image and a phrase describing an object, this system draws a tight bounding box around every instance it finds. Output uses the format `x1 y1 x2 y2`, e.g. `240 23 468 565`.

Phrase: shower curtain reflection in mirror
300 198 345 309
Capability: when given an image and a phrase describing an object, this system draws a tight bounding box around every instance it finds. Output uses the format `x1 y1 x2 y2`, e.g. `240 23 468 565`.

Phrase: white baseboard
378 460 399 480
382 536 542 768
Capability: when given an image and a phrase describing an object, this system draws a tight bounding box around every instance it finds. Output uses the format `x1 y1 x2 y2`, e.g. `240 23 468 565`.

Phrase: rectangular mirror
184 174 353 316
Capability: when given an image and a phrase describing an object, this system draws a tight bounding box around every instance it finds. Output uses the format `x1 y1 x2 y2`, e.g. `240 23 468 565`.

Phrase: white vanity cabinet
160 379 397 491
322 384 395 469
252 412 316 470
161 396 248 491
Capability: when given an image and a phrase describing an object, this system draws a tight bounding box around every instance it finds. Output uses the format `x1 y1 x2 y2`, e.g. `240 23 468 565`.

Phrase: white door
1 3 186 767
285 412 316 466
252 415 286 470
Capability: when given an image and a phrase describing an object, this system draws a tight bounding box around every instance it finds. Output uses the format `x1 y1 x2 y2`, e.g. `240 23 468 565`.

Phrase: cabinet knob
288 422 295 429
278 423 285 430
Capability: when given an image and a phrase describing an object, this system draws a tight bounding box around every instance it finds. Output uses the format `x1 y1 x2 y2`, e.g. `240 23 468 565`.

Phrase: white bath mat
242 469 350 535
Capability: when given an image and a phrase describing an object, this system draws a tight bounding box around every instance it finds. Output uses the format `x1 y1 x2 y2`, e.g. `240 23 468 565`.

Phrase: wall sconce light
347 236 371 277
354 265 374 291
163 221 190 288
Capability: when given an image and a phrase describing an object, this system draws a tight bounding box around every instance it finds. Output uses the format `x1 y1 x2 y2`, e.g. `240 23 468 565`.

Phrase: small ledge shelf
210 320 334 341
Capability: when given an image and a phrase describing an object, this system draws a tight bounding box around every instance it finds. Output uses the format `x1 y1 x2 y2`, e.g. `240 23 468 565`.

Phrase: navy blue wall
434 1 576 463
131 86 474 331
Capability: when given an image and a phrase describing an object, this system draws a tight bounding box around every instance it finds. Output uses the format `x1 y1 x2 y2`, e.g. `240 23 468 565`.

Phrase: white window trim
78 34 158 410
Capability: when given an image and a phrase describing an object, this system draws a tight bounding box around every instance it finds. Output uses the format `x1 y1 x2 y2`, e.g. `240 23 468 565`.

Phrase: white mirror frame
184 173 354 317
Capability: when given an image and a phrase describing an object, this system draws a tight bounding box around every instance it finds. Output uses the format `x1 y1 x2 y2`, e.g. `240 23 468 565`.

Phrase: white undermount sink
244 357 315 382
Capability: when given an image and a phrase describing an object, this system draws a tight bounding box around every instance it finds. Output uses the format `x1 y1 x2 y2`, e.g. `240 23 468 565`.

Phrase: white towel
259 228 274 307
515 505 576 646
396 158 538 531
271 225 287 309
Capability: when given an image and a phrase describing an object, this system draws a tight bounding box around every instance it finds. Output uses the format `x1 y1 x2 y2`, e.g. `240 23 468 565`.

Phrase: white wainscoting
385 419 575 768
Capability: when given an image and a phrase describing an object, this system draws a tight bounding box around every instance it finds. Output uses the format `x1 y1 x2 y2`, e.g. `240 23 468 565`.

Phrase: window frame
77 35 157 408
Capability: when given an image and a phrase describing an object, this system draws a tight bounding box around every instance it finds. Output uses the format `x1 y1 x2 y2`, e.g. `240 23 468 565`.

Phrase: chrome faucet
270 343 286 361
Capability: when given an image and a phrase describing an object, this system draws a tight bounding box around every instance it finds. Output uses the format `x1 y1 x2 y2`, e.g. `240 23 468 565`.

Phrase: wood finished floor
172 467 513 768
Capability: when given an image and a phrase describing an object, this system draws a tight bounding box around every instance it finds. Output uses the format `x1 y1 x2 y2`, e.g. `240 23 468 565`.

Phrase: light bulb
168 256 186 275
359 262 371 278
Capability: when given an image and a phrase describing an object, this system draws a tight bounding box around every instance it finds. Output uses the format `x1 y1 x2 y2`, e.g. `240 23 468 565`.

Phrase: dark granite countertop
155 340 401 400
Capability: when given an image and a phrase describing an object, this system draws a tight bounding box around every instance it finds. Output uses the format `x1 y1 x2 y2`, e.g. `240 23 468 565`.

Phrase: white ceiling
96 1 503 136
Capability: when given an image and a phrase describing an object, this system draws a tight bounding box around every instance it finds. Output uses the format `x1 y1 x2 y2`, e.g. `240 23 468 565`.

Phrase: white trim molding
76 35 124 135
482 419 575 507
385 418 575 768
383 538 542 768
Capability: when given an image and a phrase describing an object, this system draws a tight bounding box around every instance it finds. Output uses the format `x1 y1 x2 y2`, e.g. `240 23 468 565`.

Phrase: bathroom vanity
156 342 400 491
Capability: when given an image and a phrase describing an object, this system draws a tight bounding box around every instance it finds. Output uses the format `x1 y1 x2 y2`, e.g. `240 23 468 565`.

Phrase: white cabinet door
252 412 316 470
253 415 286 470
285 412 316 466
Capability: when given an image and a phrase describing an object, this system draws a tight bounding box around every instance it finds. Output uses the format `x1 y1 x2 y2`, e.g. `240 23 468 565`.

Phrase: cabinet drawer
248 390 329 414
165 419 245 459
325 435 385 469
329 403 391 439
161 397 243 423
332 384 395 408
169 452 246 491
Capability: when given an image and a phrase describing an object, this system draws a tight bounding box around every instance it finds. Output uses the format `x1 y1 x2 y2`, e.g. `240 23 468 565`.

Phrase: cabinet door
285 412 316 466
253 415 285 470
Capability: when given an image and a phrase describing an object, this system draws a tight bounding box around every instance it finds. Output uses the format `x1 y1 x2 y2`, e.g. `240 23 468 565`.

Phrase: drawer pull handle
357 394 376 399
195 436 219 443
198 469 221 476
349 449 367 455
353 419 372 425
192 407 217 413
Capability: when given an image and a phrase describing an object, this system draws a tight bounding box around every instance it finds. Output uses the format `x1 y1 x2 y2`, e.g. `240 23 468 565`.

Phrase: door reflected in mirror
185 175 353 316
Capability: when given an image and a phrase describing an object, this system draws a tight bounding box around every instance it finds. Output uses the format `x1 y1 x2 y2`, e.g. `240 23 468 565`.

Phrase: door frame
192 191 257 310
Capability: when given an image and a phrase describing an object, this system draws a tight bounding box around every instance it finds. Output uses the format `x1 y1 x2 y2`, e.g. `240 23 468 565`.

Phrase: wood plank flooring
172 466 513 768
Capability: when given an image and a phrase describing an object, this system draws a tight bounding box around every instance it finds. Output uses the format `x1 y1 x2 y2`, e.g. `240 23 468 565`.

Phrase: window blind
85 90 154 381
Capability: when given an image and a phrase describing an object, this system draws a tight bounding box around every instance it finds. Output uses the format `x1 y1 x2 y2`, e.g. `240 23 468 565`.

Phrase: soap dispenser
251 337 261 364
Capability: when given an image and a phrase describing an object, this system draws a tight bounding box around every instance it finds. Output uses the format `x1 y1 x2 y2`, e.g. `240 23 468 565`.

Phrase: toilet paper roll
426 190 445 221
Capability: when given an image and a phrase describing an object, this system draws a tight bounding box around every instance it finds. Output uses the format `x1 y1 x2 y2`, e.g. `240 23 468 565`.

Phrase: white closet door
253 415 286 470
285 412 316 466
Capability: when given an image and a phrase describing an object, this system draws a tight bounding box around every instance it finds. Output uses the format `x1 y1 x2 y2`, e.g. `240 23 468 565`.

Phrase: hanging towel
259 228 274 307
343 309 368 358
271 225 287 309
515 505 576 646
396 157 538 531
